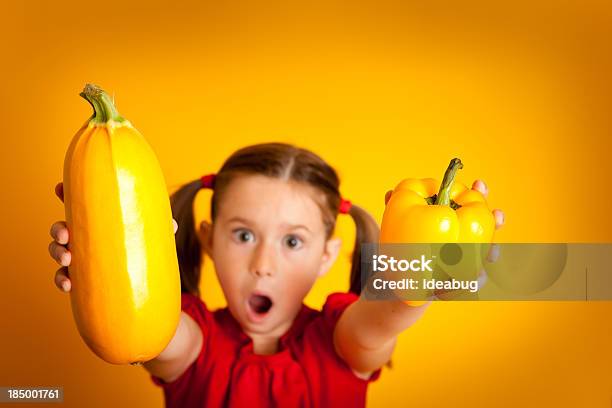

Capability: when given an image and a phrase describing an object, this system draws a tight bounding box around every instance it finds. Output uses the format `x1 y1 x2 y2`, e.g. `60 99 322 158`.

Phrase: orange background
1 0 611 406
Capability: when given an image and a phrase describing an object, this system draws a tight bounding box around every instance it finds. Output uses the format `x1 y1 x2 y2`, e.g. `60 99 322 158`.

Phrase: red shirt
151 292 381 407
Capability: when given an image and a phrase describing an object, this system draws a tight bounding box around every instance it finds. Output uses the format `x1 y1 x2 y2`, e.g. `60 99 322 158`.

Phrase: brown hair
170 142 379 297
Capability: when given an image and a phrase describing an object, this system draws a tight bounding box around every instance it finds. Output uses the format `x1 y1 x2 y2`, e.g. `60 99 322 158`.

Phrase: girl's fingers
172 219 178 234
48 241 71 266
477 268 488 286
471 180 488 197
55 182 64 203
493 209 505 229
50 221 69 245
487 243 501 262
471 181 504 229
384 190 393 205
55 267 71 292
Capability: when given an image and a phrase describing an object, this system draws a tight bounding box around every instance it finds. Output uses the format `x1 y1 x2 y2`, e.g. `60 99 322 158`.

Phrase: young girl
49 142 504 407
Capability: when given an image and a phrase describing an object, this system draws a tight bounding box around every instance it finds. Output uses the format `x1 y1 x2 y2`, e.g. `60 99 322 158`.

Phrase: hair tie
200 173 216 189
339 198 352 214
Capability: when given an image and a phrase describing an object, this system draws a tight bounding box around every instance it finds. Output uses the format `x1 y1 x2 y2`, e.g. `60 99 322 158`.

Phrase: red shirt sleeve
150 292 211 389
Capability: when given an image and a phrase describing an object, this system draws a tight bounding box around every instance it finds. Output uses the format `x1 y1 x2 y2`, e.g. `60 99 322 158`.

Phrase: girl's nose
250 242 276 278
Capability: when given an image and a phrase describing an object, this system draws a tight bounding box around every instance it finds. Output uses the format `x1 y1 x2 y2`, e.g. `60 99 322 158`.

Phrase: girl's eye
284 235 303 250
233 229 254 243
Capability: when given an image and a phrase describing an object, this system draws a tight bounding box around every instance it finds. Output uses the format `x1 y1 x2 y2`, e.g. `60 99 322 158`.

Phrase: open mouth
248 294 273 315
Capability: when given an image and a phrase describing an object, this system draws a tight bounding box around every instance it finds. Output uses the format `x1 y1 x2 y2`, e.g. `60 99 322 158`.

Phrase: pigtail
169 180 203 296
347 204 380 294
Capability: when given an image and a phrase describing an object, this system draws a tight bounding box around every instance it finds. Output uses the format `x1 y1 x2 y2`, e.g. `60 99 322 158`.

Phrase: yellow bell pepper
379 158 495 305
380 158 495 244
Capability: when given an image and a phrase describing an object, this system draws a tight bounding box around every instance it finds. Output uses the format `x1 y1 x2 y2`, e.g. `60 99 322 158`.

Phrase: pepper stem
434 158 463 206
79 83 125 124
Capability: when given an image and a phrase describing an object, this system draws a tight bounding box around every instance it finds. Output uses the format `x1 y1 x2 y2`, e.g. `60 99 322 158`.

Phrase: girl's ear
318 238 342 277
197 220 214 257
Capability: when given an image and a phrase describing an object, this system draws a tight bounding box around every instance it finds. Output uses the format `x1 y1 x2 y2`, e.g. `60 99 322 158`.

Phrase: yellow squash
63 84 180 365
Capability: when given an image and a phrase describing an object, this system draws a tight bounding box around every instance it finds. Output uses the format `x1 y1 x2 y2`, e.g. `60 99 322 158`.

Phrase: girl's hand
49 182 178 293
384 179 505 230
470 180 505 230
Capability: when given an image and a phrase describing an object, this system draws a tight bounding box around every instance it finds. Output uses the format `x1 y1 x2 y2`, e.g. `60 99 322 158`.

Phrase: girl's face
200 174 341 337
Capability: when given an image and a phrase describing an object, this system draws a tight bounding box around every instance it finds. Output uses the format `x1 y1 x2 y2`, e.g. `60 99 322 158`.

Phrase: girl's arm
333 299 430 376
334 180 503 376
143 312 203 382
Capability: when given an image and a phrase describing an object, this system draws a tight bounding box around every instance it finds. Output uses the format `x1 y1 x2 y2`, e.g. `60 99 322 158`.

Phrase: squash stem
435 158 463 206
80 84 125 124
